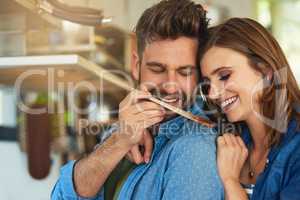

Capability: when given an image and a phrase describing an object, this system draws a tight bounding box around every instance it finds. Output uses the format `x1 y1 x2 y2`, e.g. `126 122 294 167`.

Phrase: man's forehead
143 37 198 50
141 37 198 68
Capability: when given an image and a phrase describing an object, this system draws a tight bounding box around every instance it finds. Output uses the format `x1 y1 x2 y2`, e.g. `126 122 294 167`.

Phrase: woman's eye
219 73 231 81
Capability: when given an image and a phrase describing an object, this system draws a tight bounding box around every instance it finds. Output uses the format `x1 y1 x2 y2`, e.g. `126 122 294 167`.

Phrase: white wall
0 88 16 127
0 142 61 200
202 0 255 19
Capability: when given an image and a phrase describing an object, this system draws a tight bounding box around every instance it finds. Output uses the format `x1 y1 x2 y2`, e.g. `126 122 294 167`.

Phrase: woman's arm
222 179 248 200
217 134 249 200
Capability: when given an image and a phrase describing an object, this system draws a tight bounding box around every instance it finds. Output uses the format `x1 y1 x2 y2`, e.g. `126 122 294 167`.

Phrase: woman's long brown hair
199 18 300 146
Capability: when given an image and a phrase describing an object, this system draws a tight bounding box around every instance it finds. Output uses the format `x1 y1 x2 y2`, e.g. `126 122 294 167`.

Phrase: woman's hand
217 134 249 200
217 134 248 184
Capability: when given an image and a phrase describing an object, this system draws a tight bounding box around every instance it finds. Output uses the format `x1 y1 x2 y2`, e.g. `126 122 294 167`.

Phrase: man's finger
143 116 164 128
125 151 134 162
120 90 151 109
132 101 164 113
140 84 150 93
143 130 153 163
130 145 144 164
135 110 165 119
132 90 152 104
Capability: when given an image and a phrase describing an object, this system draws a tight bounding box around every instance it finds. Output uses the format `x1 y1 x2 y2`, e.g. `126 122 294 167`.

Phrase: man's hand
125 129 153 164
118 87 165 164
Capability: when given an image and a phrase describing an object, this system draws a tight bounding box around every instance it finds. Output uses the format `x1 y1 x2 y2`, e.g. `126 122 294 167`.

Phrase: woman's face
200 46 264 123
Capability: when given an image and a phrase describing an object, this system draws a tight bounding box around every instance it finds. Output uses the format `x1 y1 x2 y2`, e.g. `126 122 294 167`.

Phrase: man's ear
131 51 140 81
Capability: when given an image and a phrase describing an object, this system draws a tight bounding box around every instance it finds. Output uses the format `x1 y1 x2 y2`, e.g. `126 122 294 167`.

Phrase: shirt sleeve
162 134 224 200
280 153 300 200
51 160 104 200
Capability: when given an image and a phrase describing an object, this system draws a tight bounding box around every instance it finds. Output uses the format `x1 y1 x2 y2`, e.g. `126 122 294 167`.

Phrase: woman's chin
225 112 241 123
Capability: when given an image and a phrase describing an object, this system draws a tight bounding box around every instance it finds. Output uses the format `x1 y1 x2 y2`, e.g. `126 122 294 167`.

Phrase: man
51 0 223 199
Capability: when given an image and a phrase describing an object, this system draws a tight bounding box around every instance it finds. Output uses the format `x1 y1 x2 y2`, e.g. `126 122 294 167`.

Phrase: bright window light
0 90 3 125
257 0 272 28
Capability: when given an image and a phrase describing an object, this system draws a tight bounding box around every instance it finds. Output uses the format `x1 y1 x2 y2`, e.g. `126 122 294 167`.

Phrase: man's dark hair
135 0 209 59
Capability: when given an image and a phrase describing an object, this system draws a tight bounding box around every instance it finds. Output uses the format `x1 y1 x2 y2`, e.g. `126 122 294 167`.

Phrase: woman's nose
208 83 222 100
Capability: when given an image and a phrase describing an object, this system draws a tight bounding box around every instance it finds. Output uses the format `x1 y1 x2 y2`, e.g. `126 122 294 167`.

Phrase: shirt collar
241 117 299 164
241 117 299 146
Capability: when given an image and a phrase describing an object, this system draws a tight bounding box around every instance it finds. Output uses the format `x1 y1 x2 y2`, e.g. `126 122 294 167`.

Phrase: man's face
132 37 199 119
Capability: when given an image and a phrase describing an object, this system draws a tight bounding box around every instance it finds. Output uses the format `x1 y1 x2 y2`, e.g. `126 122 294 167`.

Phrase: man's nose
163 72 178 94
163 82 178 94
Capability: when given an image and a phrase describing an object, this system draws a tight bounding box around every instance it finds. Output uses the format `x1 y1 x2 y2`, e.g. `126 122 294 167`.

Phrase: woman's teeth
221 96 238 109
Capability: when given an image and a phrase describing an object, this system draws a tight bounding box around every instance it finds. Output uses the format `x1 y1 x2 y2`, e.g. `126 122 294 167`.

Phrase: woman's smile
220 95 239 112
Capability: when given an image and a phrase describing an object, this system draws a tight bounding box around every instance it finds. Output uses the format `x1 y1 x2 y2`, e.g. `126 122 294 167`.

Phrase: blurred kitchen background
0 0 299 199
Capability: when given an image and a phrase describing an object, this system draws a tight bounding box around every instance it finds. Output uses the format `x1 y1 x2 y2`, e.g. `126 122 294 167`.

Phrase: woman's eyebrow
201 66 232 80
210 66 232 76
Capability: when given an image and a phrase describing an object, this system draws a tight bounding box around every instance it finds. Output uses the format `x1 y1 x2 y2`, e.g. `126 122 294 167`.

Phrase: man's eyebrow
177 65 197 70
146 61 167 68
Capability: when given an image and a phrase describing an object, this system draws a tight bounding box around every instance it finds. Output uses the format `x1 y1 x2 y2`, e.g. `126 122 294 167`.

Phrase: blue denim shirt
51 99 224 200
242 118 300 200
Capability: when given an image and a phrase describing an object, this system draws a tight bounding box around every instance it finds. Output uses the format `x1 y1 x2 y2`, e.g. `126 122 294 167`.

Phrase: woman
199 18 300 199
